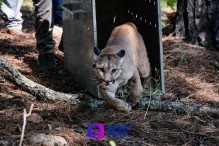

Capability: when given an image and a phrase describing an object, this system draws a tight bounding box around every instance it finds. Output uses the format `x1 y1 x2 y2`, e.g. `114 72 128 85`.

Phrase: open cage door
62 0 98 96
62 0 164 97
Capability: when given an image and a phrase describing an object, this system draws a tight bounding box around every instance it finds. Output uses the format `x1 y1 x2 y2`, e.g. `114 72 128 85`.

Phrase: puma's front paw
116 101 132 113
105 98 132 113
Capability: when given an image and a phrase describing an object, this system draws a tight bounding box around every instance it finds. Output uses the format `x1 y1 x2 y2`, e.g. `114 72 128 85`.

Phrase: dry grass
164 39 219 105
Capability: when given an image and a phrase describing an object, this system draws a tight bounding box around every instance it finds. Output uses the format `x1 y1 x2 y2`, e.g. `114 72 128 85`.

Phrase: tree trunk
175 0 219 50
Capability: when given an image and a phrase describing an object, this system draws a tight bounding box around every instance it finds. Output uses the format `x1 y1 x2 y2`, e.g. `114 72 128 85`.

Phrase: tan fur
93 22 150 112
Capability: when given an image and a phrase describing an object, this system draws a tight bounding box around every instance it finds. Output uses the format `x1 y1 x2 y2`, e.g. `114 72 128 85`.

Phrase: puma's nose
105 80 110 84
104 80 111 85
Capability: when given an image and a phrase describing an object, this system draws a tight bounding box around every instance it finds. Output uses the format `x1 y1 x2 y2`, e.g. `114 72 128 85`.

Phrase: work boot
1 21 30 38
37 53 56 68
7 27 27 37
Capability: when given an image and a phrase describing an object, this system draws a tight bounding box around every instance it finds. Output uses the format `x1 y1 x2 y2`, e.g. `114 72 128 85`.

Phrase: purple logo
86 123 132 139
86 124 104 139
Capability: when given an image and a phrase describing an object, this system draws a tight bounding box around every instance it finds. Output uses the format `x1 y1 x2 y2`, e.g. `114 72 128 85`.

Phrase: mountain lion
93 22 150 112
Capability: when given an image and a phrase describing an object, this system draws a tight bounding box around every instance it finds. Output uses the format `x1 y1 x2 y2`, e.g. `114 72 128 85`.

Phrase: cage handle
61 5 86 16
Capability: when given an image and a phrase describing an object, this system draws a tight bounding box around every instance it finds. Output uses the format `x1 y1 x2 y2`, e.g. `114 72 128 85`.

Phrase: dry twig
144 85 152 119
19 104 34 146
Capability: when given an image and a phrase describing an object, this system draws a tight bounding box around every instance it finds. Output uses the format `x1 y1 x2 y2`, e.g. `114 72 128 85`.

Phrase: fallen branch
82 96 219 118
0 56 80 104
19 104 34 146
139 98 219 118
1 56 219 118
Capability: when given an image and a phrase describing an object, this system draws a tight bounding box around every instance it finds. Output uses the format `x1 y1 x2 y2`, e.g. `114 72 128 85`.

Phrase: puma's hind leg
137 49 152 89
127 69 143 104
137 58 150 78
137 47 151 78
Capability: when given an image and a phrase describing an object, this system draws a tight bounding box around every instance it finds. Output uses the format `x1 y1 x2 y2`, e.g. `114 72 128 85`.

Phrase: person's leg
33 0 56 68
213 2 219 50
53 0 63 52
0 0 23 30
53 0 62 26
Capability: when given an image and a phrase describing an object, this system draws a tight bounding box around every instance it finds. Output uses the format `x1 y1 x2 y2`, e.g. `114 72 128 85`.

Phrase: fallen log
0 56 80 104
139 98 219 118
82 96 219 118
0 56 219 118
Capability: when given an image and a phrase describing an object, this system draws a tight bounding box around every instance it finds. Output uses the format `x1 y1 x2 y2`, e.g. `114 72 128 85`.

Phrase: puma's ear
93 47 101 61
117 50 125 64
117 50 125 58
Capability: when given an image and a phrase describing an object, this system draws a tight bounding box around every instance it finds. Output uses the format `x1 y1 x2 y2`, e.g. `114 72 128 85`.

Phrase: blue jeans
53 0 62 25
0 0 23 29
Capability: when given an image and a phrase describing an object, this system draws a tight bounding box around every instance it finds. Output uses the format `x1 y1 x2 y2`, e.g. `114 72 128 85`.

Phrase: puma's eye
99 68 104 72
112 69 117 73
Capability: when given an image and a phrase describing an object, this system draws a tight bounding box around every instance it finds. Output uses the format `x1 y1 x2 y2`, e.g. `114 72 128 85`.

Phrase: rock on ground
29 133 68 146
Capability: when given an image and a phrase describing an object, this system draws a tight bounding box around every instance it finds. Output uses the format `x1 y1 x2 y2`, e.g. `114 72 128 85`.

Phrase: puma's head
93 47 125 86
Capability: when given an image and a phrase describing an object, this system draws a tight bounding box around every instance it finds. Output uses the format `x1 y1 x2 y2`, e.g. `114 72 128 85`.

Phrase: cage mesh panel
62 0 164 96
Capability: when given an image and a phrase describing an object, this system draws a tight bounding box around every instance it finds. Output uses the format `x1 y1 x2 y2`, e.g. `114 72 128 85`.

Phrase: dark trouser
214 3 219 50
33 0 55 55
53 0 62 25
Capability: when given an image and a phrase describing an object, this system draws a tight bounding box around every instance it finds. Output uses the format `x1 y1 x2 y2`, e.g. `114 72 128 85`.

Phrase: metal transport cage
62 0 164 97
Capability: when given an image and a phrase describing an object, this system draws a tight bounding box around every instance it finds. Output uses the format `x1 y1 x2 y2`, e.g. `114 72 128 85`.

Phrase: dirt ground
0 8 219 146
